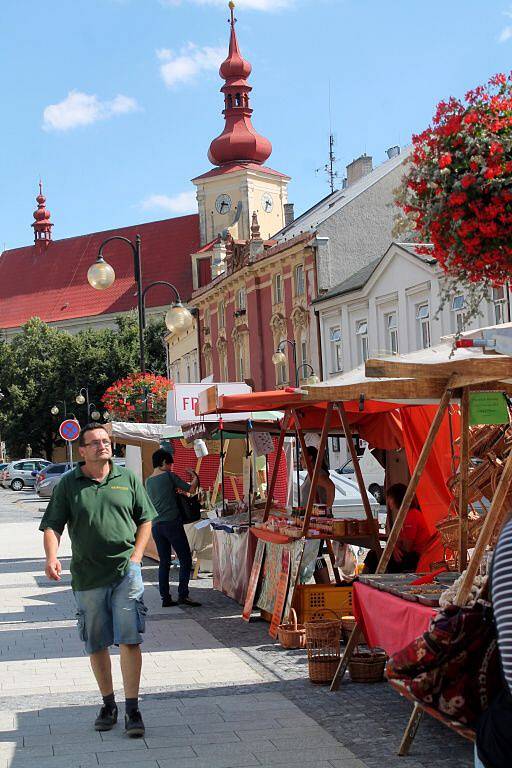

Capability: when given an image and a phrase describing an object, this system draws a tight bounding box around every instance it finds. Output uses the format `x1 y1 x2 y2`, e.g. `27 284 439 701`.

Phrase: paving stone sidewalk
0 492 472 768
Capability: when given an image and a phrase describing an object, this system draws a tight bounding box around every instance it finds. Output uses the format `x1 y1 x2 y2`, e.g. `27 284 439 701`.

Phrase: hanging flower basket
396 73 512 320
101 373 173 423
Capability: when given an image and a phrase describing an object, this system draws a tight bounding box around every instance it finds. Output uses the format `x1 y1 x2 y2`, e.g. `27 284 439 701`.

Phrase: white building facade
314 242 512 463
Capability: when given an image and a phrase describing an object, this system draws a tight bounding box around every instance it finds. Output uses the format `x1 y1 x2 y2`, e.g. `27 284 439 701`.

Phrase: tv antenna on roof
315 82 339 194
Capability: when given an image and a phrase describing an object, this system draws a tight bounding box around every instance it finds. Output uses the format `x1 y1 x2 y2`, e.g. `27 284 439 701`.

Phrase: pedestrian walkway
0 502 367 768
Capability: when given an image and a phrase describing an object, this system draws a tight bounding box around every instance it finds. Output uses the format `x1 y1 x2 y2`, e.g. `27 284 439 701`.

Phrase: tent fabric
400 406 460 572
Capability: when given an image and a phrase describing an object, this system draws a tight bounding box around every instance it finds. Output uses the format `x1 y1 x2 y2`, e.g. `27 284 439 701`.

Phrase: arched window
226 94 233 109
235 93 242 107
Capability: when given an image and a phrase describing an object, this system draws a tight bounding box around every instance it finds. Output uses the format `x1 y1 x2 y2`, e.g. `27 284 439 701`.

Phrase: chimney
346 154 373 186
386 145 401 159
284 203 295 227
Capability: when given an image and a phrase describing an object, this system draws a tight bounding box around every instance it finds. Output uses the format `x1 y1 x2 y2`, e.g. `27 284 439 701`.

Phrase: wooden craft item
269 548 291 639
242 539 265 622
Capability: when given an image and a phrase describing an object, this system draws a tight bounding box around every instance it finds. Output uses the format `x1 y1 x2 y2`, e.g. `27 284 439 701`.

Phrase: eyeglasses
83 439 111 448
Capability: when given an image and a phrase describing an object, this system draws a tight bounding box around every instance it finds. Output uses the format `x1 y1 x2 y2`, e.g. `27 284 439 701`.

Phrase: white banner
166 382 251 425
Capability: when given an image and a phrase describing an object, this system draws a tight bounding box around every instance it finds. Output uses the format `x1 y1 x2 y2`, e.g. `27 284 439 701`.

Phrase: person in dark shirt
145 449 201 608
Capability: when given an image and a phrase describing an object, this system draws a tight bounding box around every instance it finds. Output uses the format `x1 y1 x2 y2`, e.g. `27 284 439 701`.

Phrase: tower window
226 94 233 109
235 93 242 107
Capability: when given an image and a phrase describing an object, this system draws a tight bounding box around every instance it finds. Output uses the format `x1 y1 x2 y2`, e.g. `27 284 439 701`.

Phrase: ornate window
294 264 305 297
273 274 283 304
218 300 225 330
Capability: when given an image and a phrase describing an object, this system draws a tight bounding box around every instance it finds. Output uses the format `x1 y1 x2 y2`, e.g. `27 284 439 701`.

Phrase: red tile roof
0 215 200 330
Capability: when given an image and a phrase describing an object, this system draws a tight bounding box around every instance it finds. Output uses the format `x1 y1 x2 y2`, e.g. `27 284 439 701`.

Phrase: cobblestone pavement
0 488 472 768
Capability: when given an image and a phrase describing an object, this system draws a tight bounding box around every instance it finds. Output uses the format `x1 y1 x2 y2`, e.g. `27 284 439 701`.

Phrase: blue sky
1 0 511 250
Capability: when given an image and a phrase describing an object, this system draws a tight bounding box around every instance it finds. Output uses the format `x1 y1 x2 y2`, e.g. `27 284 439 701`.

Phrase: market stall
304 345 512 755
197 378 456 634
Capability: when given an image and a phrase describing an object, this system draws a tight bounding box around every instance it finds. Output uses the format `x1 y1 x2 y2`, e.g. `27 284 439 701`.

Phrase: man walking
146 448 201 608
40 424 156 737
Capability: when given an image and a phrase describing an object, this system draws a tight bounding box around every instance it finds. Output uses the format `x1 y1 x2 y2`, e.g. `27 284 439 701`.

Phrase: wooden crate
292 584 353 623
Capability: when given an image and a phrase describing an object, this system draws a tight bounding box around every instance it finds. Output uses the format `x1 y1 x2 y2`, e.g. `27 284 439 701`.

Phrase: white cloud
499 7 512 42
157 44 225 87
160 0 293 9
43 90 138 131
140 191 197 215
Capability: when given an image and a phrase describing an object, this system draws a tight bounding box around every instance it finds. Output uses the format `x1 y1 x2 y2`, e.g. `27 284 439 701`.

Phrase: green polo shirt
39 462 157 592
145 471 190 524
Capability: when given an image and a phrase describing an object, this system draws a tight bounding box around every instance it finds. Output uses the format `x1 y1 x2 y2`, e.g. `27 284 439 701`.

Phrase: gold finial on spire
228 1 235 24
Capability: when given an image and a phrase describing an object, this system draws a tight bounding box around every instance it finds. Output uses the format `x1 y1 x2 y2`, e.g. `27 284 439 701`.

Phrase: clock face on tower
261 192 273 213
215 194 232 214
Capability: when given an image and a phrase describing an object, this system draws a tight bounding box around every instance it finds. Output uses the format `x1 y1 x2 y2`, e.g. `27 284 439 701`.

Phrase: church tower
192 2 290 246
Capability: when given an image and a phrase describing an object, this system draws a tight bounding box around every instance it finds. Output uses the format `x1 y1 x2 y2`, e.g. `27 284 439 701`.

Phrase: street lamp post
87 236 193 373
272 340 319 508
76 388 106 422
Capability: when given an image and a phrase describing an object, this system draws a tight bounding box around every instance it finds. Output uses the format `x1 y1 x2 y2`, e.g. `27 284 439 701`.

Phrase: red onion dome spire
208 2 272 167
32 181 53 245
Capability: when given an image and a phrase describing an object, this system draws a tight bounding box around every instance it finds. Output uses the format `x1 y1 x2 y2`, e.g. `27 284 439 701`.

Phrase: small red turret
32 181 53 246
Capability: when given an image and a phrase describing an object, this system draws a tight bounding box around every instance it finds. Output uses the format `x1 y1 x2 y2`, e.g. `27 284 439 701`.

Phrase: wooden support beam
305 378 449 403
458 388 470 570
336 402 380 556
291 410 314 478
365 357 512 381
263 410 292 522
398 704 424 757
329 622 364 691
325 539 342 585
301 403 333 536
455 448 512 606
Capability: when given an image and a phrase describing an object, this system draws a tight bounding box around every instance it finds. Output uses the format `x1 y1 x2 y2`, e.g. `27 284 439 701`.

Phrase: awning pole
301 403 333 536
263 410 292 522
336 402 380 557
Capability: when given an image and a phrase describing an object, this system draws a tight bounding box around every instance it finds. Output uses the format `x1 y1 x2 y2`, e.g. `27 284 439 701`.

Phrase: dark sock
125 697 138 716
102 693 116 711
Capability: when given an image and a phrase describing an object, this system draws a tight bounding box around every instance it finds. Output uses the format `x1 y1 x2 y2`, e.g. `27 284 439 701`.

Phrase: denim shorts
73 562 148 654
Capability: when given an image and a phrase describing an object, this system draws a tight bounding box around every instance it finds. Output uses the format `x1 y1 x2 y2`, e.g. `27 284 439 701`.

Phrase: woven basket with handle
348 646 388 683
277 608 306 650
305 610 342 685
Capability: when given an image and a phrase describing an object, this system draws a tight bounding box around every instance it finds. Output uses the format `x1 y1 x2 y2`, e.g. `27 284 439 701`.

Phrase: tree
0 315 168 459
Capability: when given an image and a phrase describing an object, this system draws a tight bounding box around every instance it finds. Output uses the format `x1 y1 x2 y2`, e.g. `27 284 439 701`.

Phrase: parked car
1 459 51 490
35 462 74 498
336 448 385 504
293 470 380 520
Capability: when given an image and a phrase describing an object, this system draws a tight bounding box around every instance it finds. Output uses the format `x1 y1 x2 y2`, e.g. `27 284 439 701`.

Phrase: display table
353 582 437 656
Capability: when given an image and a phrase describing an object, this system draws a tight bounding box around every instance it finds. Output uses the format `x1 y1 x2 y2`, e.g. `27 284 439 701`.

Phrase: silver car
35 462 74 498
1 459 51 490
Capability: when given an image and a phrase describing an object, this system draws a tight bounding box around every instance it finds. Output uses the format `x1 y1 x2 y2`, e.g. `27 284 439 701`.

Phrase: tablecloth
353 582 437 656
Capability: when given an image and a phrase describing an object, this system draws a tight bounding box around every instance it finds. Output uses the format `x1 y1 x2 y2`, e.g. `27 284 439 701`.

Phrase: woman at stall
364 483 434 573
475 514 512 768
300 446 335 508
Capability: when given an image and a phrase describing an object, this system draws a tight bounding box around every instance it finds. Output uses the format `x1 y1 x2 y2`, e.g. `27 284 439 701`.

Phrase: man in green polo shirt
40 424 156 738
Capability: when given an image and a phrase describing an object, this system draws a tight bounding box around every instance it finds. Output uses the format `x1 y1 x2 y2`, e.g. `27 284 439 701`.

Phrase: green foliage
0 315 168 459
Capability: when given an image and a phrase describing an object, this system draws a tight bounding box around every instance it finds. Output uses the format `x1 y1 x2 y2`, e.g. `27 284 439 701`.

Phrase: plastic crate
292 584 353 623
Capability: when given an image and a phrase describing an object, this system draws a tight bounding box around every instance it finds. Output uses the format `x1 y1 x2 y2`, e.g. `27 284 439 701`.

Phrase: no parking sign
59 419 81 442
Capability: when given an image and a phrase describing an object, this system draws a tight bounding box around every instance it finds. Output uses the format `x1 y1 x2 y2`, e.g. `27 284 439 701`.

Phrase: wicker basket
348 646 388 683
305 612 342 685
277 608 306 650
341 615 357 644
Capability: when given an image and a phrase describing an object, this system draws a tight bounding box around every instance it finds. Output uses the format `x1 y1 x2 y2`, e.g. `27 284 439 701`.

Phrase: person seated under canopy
365 483 436 573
